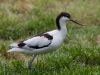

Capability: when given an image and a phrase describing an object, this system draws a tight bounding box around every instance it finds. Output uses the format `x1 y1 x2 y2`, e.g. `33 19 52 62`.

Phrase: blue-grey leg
28 54 37 69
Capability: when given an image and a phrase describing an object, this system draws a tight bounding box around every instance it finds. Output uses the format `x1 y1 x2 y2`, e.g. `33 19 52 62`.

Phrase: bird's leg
28 54 37 69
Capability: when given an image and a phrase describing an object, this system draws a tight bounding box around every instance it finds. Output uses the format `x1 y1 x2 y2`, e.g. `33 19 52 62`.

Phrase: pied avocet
8 12 83 69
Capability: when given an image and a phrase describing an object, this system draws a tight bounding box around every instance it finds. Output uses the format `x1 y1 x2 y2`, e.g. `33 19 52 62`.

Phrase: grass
0 0 100 75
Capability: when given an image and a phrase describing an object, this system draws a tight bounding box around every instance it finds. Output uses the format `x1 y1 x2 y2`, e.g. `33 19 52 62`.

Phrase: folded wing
18 33 53 49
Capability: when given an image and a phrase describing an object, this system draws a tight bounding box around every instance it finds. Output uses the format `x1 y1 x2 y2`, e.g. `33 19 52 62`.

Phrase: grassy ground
0 0 100 75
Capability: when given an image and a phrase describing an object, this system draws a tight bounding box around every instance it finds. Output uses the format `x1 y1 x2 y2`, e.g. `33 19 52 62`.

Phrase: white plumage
8 29 67 54
7 12 83 69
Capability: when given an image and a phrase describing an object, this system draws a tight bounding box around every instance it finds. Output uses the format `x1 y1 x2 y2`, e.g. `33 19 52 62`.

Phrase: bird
7 12 84 69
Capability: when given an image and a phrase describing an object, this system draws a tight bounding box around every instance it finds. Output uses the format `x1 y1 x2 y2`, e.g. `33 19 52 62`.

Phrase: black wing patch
18 41 26 48
28 33 53 49
40 33 53 40
28 41 51 49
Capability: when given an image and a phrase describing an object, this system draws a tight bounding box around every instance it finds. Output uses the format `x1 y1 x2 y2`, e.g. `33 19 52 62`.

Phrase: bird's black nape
56 12 71 30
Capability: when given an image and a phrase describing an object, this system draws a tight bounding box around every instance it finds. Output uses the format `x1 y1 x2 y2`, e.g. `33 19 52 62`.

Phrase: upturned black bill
70 19 84 26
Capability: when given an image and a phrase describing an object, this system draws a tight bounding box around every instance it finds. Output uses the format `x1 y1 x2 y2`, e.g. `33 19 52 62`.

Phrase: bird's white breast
48 29 67 48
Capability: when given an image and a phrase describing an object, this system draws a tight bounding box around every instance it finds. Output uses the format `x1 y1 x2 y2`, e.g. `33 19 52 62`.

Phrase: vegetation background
0 0 100 75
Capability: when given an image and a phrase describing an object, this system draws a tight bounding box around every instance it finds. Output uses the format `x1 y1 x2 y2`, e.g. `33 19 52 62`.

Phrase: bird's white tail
8 43 32 54
7 47 33 55
8 48 26 53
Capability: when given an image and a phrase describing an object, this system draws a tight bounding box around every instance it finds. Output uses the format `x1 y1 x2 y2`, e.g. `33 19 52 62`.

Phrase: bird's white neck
59 20 67 30
58 20 67 38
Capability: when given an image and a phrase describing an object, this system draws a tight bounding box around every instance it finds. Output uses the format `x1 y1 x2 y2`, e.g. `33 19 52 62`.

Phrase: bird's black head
56 12 84 30
57 12 71 19
56 12 71 30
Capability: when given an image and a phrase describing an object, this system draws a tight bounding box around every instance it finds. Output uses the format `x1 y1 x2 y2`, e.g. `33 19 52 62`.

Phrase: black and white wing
17 33 53 49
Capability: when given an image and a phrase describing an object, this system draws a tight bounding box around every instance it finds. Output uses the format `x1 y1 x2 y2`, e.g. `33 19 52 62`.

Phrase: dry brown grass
0 0 100 25
3 52 31 61
0 0 33 16
96 35 100 45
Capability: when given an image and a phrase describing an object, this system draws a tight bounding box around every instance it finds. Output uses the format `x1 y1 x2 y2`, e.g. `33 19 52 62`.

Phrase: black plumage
18 41 26 47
